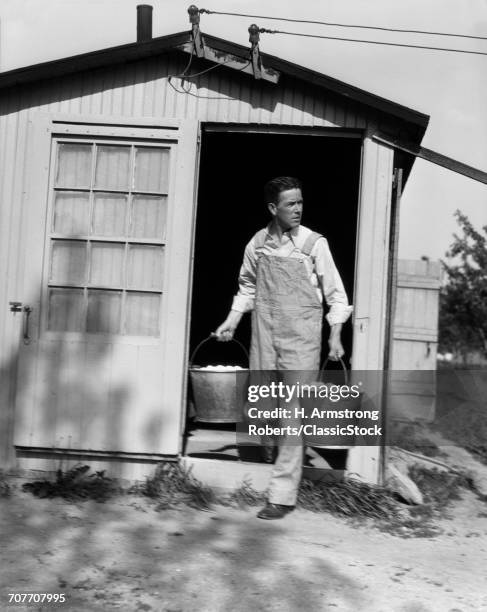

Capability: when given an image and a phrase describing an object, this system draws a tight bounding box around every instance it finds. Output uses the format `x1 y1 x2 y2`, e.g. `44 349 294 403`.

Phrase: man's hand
214 310 243 342
328 323 345 361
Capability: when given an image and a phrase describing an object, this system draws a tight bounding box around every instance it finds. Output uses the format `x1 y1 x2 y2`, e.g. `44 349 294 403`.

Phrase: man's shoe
256 503 293 520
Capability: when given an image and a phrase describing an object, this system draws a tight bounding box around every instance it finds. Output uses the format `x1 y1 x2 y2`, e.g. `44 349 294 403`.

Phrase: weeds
376 465 472 538
136 462 217 511
0 470 12 498
292 468 471 538
390 423 441 457
227 479 267 508
294 476 440 538
17 459 474 540
297 477 398 519
408 465 471 509
22 465 121 502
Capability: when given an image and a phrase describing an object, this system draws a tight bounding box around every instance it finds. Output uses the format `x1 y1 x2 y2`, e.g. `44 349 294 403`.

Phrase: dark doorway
189 128 361 370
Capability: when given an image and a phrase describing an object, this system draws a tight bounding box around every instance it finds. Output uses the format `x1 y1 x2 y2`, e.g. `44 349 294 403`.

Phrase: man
215 176 352 519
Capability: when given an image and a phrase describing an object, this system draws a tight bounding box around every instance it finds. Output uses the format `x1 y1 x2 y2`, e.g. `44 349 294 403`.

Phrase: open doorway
189 127 362 369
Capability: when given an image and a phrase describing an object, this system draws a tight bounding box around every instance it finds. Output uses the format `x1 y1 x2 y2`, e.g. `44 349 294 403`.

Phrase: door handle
22 306 33 345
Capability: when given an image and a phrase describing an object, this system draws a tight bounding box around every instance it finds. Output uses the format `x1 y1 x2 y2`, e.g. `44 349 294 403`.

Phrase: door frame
184 123 395 484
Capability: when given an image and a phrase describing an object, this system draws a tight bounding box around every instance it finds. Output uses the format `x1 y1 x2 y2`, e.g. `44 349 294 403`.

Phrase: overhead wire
167 38 226 96
199 8 487 42
257 28 487 57
169 9 487 97
167 40 195 78
168 52 252 99
169 77 226 99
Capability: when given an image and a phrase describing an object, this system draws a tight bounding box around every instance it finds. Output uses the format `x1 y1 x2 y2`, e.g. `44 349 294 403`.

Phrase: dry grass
408 465 471 508
134 462 217 511
390 423 442 457
297 477 398 519
18 460 475 539
226 479 267 508
0 470 12 498
22 465 121 502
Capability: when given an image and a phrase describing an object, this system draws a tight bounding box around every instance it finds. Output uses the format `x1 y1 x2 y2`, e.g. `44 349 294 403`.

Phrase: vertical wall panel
142 59 156 117
302 90 315 126
228 76 241 124
132 63 145 118
0 104 32 466
91 70 105 116
291 88 304 125
312 96 325 127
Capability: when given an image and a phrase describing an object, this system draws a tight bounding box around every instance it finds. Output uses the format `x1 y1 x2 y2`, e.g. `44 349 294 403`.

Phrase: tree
439 210 487 360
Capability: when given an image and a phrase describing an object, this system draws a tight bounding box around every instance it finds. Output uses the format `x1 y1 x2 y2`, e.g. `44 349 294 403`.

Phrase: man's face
268 188 303 231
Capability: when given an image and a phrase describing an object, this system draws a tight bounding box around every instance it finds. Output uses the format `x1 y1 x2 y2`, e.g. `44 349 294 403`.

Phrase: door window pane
125 292 161 336
93 193 127 236
56 143 92 188
127 245 164 291
50 240 87 285
87 290 121 333
95 145 130 190
53 191 90 235
134 147 170 192
48 288 84 331
48 139 171 337
130 195 167 240
90 243 124 287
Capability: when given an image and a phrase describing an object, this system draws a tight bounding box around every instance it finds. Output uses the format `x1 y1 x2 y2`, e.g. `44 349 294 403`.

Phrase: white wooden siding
0 55 372 126
0 51 390 470
392 259 442 355
388 260 441 423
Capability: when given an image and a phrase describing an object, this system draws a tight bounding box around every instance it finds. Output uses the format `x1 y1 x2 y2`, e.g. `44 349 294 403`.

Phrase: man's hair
264 176 302 204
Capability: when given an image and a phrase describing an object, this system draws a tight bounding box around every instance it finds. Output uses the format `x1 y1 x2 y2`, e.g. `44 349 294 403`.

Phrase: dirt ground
1 483 487 612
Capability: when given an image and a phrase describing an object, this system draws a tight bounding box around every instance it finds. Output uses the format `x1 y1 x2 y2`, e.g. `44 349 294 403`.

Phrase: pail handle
189 334 249 368
319 357 348 385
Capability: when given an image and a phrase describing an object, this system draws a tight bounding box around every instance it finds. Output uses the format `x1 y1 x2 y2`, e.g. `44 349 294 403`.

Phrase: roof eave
0 31 191 90
0 29 429 137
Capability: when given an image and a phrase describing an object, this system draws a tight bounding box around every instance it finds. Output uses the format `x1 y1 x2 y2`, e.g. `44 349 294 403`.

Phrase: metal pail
189 336 249 423
303 358 361 449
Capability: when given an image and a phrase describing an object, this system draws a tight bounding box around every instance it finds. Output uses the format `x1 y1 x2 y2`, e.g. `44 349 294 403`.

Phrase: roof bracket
187 5 205 58
248 24 262 80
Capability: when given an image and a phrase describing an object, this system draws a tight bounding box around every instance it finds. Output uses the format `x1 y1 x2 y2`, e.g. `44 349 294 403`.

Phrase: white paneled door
14 118 199 455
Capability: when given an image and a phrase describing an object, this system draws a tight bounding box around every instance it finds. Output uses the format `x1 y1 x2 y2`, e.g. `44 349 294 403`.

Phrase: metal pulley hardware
188 5 205 57
248 24 262 79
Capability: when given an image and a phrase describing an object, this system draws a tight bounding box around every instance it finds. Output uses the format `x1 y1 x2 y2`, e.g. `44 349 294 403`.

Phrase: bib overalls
250 229 323 506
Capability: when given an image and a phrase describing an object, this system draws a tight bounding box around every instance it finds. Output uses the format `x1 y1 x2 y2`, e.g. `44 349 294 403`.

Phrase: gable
0 31 428 143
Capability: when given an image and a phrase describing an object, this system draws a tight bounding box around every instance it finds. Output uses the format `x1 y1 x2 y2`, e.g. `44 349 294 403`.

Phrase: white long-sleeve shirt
231 223 353 326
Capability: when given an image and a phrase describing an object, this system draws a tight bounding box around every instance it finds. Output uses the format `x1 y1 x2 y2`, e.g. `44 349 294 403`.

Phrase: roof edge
203 32 429 131
0 29 429 133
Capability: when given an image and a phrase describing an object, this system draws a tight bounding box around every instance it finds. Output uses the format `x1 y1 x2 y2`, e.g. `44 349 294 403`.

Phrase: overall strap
300 231 323 256
253 228 268 249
